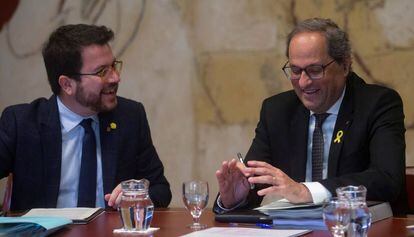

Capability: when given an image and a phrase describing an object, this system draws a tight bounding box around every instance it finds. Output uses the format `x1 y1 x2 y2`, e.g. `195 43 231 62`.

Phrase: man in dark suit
214 18 406 214
0 24 171 211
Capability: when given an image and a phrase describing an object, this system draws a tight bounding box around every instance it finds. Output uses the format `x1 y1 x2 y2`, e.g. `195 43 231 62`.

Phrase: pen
237 152 255 190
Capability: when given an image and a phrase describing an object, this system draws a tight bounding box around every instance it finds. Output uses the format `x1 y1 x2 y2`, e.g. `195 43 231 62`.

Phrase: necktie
78 118 97 207
311 113 329 182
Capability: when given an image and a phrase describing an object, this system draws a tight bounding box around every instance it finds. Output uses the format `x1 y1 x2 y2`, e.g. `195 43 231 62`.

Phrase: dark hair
42 24 114 95
286 18 351 65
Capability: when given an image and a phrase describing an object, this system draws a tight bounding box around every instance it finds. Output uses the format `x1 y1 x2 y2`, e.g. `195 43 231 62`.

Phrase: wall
1 0 413 208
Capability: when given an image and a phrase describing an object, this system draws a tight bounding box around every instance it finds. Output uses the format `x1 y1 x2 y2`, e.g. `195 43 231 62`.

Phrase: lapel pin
334 130 344 143
107 122 117 132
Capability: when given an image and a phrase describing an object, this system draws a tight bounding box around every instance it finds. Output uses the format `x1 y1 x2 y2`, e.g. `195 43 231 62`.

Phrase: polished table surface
53 208 414 237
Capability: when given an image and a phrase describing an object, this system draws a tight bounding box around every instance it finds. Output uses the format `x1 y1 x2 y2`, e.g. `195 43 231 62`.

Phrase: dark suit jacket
0 95 172 211
214 72 407 215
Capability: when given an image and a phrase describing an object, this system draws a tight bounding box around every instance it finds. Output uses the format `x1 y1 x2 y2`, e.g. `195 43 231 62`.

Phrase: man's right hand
215 159 251 208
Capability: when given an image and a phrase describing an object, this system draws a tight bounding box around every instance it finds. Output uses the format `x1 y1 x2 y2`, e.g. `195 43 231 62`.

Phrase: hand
104 183 122 209
215 159 251 208
245 160 312 203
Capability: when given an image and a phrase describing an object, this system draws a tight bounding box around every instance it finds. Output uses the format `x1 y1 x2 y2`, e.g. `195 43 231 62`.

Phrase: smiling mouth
303 89 319 95
102 86 118 95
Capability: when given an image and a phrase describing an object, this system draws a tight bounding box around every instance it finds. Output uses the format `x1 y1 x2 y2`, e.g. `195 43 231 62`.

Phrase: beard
75 83 118 113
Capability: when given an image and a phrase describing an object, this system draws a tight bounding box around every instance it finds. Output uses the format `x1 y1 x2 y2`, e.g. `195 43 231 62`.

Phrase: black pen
237 152 255 190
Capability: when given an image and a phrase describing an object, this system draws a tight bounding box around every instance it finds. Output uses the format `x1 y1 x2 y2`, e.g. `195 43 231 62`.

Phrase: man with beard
0 24 172 211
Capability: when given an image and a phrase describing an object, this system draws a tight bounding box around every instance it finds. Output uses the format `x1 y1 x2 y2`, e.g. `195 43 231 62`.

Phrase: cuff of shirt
302 182 331 204
216 195 247 212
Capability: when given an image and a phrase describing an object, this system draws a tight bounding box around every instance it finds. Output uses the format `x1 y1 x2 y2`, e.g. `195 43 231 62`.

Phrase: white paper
113 227 160 234
255 198 317 210
180 227 311 237
23 207 102 221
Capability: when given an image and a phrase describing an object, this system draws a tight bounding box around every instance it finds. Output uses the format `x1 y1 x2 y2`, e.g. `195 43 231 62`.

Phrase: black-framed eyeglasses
70 60 123 80
282 59 335 80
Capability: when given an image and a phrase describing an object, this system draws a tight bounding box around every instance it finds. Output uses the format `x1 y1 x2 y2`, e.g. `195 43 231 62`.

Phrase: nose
298 70 312 88
106 69 121 84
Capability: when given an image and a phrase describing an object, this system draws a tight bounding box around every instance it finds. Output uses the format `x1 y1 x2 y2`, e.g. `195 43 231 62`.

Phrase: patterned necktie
312 113 329 182
77 118 97 207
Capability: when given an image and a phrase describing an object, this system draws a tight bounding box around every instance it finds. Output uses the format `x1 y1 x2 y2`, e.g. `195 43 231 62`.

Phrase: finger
216 169 227 184
257 185 281 196
106 185 122 207
114 192 122 207
248 175 275 185
245 167 272 176
246 160 273 168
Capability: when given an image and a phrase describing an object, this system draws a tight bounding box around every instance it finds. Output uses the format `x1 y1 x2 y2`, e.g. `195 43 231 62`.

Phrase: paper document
180 227 310 237
23 207 103 224
255 199 318 211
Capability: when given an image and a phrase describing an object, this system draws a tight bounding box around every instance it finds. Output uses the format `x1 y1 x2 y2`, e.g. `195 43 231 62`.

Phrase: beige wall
1 0 414 207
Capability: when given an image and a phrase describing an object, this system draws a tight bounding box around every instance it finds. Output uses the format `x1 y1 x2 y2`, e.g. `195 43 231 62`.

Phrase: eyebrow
289 62 325 68
91 59 116 72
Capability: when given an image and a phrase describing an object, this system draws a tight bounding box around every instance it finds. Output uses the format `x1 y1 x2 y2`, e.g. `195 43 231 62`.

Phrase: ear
342 59 351 76
58 75 76 96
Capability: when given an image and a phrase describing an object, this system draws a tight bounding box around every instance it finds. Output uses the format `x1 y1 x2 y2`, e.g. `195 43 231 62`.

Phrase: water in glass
182 180 209 229
323 198 351 237
336 185 372 237
119 179 154 232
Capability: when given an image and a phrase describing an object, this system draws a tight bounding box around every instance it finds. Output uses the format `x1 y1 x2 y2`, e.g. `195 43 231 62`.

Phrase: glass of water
182 180 209 230
323 197 351 237
118 179 154 232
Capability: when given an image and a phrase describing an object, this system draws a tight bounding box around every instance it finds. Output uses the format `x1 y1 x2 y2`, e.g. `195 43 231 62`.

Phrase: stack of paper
23 207 104 224
255 199 325 230
254 199 392 230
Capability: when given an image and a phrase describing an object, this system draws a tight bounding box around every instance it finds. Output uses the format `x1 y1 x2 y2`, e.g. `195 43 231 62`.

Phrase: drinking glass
118 179 154 232
182 180 209 230
336 185 371 237
323 197 351 237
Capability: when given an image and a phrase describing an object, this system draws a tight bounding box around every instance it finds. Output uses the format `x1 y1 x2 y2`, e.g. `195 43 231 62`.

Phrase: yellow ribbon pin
334 130 343 143
107 122 117 132
110 122 117 129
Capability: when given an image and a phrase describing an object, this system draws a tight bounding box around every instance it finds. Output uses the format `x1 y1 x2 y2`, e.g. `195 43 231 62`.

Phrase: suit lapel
288 104 309 182
40 95 62 207
99 113 119 195
328 77 355 178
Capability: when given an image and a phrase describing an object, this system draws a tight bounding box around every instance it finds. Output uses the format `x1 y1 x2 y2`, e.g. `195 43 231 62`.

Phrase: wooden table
53 208 414 236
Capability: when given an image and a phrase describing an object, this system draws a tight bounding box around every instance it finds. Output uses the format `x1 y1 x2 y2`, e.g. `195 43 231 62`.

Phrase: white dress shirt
302 87 346 204
56 97 105 208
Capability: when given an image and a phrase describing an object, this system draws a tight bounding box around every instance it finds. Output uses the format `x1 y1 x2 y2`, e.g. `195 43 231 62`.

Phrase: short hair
286 18 351 65
42 24 114 95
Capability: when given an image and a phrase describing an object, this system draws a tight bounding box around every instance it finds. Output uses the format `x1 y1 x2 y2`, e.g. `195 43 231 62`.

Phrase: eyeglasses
282 59 335 80
71 60 123 80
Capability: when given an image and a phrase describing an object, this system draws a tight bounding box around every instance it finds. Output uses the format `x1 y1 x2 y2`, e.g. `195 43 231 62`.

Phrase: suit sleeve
320 89 406 203
134 103 172 207
0 107 17 178
213 100 272 213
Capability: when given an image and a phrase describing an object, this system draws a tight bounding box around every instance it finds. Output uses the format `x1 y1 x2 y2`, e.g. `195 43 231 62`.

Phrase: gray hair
286 18 351 65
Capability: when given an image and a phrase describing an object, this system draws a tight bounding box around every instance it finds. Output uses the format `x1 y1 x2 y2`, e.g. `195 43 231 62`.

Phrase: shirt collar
56 96 98 133
310 86 346 116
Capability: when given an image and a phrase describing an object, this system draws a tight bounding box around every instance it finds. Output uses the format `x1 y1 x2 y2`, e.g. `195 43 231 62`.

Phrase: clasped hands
216 159 312 209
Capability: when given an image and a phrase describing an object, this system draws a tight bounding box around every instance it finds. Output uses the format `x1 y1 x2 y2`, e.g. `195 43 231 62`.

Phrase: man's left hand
105 183 122 208
245 160 313 203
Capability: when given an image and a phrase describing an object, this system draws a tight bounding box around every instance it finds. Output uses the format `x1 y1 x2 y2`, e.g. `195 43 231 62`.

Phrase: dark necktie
311 113 329 182
78 118 97 207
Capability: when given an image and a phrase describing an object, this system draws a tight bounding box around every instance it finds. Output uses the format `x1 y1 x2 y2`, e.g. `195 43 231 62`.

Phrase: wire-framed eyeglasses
282 59 335 80
71 60 123 81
